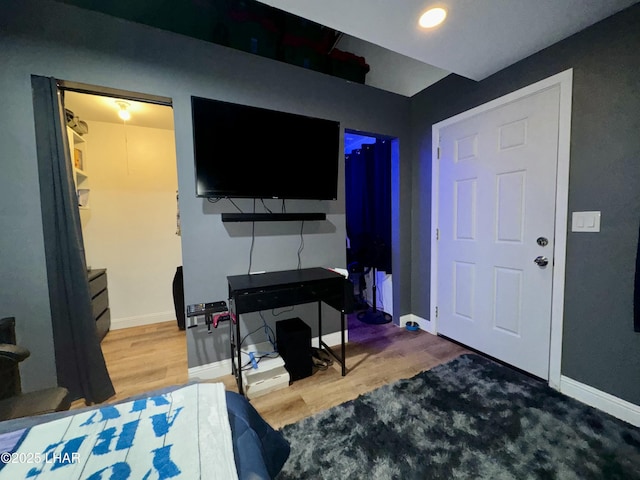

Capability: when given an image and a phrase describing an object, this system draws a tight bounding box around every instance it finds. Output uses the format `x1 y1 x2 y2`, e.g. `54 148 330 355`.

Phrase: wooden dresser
88 269 110 341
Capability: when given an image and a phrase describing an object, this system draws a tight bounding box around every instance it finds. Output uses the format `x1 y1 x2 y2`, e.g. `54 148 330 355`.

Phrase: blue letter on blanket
130 394 170 413
81 405 121 426
93 420 140 455
142 445 181 480
150 408 183 437
26 436 86 477
85 462 132 480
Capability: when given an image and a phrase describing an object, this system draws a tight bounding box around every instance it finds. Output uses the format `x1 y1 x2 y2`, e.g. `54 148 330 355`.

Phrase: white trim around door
430 69 573 390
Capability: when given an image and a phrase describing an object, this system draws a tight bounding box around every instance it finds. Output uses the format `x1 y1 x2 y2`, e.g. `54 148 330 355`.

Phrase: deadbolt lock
536 237 549 247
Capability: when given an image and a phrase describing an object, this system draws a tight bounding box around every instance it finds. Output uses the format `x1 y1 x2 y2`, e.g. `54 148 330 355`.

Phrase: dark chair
0 317 71 421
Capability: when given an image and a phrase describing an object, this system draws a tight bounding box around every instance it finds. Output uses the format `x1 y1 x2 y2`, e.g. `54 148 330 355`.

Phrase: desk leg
318 304 347 377
229 309 234 378
236 312 243 396
340 310 346 376
317 301 322 348
229 297 244 396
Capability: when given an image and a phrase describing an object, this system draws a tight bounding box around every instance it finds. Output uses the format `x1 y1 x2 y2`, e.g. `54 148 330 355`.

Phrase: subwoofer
276 317 312 381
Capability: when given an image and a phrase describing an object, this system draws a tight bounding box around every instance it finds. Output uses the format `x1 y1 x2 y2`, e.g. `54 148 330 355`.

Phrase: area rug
277 354 640 479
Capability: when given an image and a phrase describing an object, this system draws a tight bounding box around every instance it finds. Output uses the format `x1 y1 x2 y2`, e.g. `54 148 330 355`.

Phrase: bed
0 383 290 479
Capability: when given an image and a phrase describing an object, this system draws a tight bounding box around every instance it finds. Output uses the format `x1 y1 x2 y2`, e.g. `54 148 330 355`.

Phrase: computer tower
276 317 312 381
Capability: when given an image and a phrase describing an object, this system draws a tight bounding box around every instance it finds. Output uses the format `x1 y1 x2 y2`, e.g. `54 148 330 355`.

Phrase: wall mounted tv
192 96 340 200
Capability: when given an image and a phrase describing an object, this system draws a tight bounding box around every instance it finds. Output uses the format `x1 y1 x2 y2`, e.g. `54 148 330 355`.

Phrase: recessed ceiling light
419 7 447 29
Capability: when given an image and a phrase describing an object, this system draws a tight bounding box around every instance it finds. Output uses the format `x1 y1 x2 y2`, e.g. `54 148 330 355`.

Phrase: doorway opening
59 85 186 397
344 130 395 324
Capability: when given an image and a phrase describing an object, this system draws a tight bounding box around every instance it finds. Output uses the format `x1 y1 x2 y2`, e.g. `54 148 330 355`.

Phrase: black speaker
276 317 312 381
172 266 185 330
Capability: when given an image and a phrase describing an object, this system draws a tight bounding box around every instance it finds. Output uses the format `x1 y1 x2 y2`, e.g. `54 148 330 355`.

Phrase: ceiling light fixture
419 7 447 28
115 100 131 121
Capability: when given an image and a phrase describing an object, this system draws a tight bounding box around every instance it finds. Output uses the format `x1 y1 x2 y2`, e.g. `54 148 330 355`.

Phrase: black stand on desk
227 267 347 396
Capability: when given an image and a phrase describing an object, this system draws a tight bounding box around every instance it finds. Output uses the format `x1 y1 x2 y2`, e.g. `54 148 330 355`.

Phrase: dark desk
228 267 347 396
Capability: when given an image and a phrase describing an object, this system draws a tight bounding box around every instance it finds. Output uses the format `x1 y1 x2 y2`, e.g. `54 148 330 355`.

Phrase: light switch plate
572 211 601 232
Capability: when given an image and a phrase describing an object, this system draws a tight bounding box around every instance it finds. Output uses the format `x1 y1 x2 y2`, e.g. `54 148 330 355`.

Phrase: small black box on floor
276 317 312 381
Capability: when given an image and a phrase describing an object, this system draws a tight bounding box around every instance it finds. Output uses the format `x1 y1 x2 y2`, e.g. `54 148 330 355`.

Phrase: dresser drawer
96 308 111 341
88 270 108 298
87 269 110 341
92 288 109 319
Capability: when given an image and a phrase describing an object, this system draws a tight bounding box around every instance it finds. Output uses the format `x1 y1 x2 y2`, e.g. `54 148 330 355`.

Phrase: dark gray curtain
345 139 392 273
31 76 114 404
635 219 640 332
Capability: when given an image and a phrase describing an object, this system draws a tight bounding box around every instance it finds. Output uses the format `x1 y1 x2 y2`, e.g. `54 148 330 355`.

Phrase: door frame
429 69 573 389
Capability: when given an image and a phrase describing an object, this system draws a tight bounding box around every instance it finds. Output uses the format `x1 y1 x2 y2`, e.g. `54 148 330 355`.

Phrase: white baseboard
312 330 348 349
400 313 435 334
110 310 175 330
187 329 349 382
189 358 232 382
560 375 640 427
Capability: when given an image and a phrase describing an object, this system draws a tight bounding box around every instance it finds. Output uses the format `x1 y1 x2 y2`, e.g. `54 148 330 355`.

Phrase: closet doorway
61 88 185 396
344 130 395 323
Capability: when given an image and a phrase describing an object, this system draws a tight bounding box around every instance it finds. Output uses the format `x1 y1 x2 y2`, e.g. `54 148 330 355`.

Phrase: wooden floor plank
72 315 471 429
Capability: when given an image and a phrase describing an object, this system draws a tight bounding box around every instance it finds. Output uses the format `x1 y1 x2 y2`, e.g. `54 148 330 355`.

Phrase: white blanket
0 383 238 480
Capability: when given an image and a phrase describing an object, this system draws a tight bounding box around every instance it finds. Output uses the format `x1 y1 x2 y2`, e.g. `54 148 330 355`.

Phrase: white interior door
435 85 561 379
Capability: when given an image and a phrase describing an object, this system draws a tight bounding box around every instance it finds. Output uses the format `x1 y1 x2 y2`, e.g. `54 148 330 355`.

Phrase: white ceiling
64 0 638 130
259 0 638 89
64 91 174 131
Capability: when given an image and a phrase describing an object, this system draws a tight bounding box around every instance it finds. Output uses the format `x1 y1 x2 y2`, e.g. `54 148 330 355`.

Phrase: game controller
186 301 232 331
212 312 230 328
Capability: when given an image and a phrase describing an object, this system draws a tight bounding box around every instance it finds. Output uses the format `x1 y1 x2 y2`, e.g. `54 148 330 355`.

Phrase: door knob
534 256 549 267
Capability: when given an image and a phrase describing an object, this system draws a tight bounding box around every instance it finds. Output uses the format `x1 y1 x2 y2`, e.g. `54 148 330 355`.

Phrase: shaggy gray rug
277 354 640 479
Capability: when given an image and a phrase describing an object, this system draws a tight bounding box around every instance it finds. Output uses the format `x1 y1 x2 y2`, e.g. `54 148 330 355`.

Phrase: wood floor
70 321 188 409
78 315 470 429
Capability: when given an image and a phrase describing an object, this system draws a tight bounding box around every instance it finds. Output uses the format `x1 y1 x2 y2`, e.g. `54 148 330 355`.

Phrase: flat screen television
191 96 340 200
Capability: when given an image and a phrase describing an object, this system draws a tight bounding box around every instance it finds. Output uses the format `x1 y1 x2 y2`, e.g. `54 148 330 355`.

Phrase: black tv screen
192 96 340 200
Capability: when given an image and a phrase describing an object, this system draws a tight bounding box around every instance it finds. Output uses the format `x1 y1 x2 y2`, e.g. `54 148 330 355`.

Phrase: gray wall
5 0 636 406
410 4 640 404
0 0 410 387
